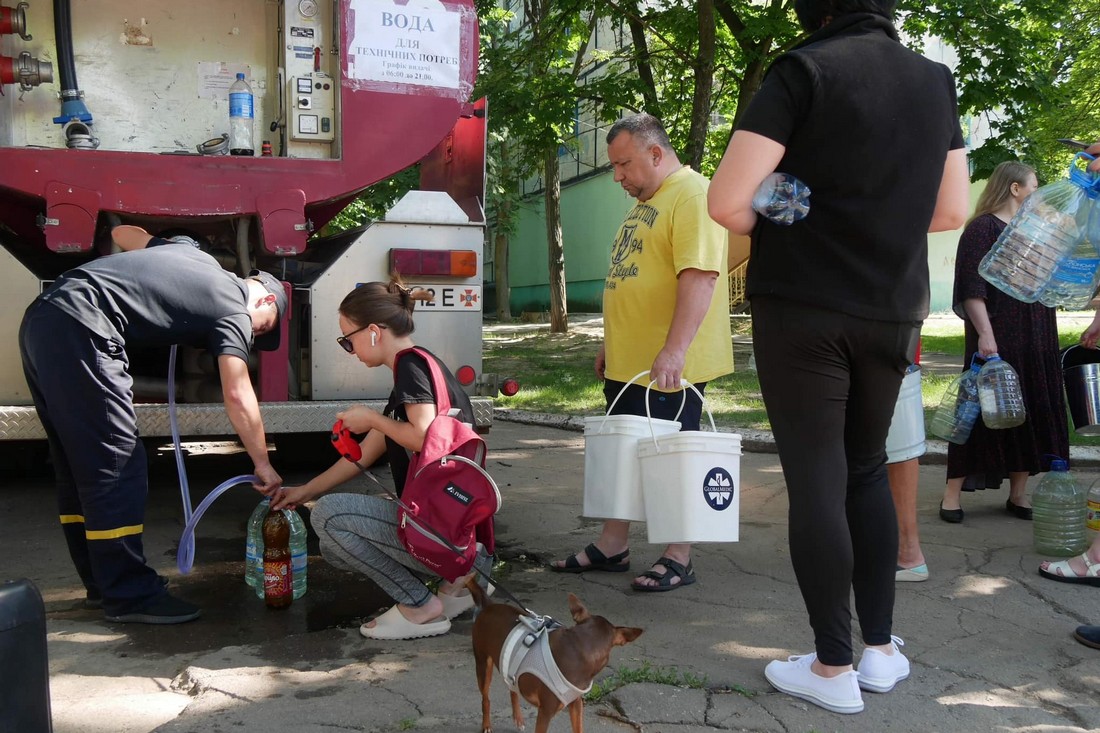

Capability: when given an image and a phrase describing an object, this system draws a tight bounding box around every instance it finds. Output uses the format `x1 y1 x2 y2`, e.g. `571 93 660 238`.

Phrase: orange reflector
456 365 476 386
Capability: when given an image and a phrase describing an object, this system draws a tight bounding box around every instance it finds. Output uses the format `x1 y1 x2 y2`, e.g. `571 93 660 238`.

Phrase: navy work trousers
751 295 918 666
19 301 165 615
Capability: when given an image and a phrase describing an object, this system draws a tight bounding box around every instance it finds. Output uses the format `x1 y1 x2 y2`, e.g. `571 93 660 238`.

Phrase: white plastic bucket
885 367 926 464
583 414 681 520
636 382 741 543
638 432 741 543
582 372 683 521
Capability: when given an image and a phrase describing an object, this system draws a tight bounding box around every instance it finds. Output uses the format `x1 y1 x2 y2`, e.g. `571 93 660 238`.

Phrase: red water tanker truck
0 0 501 464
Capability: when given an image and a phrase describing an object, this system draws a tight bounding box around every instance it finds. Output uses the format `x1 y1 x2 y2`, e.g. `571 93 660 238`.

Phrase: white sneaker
857 635 910 693
764 653 864 714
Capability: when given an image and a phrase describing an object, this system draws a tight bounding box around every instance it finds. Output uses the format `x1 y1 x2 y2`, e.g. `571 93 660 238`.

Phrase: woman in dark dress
939 161 1070 523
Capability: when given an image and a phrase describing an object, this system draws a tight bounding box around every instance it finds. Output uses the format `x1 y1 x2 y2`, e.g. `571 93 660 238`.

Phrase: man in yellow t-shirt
550 113 733 591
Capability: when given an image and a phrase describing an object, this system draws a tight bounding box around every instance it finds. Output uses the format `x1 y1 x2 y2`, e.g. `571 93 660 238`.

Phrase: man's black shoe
105 593 201 625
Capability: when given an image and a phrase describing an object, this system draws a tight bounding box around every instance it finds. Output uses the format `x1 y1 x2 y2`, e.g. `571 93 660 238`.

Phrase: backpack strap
395 346 452 415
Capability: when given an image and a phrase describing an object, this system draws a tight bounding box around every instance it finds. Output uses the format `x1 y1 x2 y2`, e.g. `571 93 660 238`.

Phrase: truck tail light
389 249 477 277
500 378 520 397
456 365 476 386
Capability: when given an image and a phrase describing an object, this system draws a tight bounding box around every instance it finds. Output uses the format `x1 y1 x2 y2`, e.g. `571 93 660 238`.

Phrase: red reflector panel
456 365 476 386
389 249 477 277
501 378 520 397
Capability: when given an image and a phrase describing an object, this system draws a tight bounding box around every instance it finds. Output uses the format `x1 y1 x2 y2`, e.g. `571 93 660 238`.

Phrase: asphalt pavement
4 416 1100 733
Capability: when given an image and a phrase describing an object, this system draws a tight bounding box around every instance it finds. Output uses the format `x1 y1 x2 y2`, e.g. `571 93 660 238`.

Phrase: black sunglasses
336 324 371 354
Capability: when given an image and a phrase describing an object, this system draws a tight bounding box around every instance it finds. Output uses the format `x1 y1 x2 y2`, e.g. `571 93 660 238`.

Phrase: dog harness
499 615 591 705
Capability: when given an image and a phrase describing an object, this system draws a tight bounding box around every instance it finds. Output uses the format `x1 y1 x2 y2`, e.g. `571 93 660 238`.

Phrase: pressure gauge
298 0 318 18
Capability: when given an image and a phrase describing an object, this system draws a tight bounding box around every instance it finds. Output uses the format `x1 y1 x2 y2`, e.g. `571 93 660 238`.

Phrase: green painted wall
507 170 985 315
508 173 633 314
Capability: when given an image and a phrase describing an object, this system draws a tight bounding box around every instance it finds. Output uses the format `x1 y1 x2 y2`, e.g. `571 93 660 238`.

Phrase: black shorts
602 379 707 431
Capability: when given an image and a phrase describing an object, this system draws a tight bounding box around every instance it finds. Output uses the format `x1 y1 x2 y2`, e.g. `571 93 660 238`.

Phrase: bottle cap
236 72 245 80
1051 459 1069 471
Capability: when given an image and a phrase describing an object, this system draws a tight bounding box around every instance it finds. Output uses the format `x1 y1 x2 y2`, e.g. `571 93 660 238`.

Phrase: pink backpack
394 348 501 581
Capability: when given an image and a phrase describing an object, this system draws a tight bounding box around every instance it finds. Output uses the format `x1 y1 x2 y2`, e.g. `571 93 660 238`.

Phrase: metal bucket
1061 346 1100 435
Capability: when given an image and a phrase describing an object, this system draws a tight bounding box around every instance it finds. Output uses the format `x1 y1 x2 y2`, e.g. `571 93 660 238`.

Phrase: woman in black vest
708 0 969 715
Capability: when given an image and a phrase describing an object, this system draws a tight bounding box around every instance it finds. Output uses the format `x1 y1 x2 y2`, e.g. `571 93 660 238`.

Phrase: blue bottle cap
236 72 245 80
1051 459 1069 471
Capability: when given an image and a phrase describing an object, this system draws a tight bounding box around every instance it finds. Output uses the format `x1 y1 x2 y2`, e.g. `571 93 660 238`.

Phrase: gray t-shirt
37 238 253 360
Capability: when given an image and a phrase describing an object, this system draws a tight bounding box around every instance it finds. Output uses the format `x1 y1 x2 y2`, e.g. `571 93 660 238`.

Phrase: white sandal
1039 552 1100 587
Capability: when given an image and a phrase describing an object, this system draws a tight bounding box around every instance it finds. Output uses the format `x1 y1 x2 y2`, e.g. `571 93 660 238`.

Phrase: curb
492 408 1100 470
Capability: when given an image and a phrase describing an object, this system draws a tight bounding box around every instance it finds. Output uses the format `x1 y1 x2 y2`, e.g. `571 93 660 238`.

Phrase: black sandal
549 543 630 574
631 557 696 592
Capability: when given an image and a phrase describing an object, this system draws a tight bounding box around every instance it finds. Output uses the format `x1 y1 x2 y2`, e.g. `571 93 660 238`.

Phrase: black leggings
752 296 919 665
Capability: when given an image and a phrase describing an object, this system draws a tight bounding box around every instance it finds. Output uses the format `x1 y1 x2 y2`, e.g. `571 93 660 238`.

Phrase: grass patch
585 661 708 703
485 312 1100 445
485 323 770 429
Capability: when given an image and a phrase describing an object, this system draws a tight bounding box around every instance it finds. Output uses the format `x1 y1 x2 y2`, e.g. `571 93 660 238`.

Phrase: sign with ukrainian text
347 0 462 94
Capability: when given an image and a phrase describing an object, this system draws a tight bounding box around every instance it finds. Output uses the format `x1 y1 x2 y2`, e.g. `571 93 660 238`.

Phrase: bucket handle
1060 343 1100 370
643 379 716 453
596 370 687 435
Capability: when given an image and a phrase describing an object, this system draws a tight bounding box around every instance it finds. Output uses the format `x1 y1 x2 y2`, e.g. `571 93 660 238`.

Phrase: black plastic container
0 578 52 732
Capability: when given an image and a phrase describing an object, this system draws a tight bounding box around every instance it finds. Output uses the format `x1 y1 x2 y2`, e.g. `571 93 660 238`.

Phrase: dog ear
567 593 590 623
613 626 644 646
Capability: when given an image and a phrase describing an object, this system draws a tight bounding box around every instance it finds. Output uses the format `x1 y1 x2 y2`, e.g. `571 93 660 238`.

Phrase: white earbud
370 332 377 346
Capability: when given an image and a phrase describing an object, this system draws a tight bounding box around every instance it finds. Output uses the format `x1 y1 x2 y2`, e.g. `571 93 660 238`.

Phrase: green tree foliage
320 167 420 235
474 0 1099 315
897 0 1100 182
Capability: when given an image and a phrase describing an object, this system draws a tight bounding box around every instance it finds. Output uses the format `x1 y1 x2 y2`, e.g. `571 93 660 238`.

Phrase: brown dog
466 578 643 733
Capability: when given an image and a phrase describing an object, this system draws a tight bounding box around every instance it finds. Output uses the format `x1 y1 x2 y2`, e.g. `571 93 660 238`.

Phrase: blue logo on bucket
703 467 735 510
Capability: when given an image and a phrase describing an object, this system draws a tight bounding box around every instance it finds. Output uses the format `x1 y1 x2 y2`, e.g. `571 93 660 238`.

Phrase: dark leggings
752 296 918 665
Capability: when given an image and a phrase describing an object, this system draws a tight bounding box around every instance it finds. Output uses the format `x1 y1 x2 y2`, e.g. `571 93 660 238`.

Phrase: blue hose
168 345 258 574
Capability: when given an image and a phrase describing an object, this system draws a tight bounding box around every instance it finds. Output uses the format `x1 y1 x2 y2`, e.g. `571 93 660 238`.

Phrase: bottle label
230 92 254 119
264 560 291 597
1088 499 1100 531
1052 257 1100 285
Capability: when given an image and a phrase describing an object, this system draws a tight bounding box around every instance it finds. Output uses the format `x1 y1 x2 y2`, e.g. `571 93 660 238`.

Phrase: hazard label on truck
412 284 482 311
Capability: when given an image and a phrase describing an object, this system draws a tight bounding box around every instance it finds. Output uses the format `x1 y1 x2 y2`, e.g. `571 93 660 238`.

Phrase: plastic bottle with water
976 354 1027 429
1032 459 1087 557
1037 228 1100 309
228 72 255 157
752 172 811 225
1038 186 1100 309
246 498 307 599
979 155 1097 303
929 358 982 444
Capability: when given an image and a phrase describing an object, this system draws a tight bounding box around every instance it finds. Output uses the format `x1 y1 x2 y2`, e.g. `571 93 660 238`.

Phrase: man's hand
336 405 378 434
595 343 606 380
252 462 283 494
650 346 686 391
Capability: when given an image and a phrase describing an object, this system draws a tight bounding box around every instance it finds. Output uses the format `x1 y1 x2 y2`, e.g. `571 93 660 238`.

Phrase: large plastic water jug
246 498 308 600
1041 159 1100 308
929 357 981 444
1033 459 1087 557
979 154 1099 303
976 354 1026 429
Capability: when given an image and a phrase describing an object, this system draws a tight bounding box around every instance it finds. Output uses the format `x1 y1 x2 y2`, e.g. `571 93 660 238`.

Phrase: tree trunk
628 8 660 117
544 148 568 333
493 225 511 322
686 0 715 169
493 138 513 322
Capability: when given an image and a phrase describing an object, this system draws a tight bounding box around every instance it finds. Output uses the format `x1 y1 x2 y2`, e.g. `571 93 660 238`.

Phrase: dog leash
330 423 550 622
